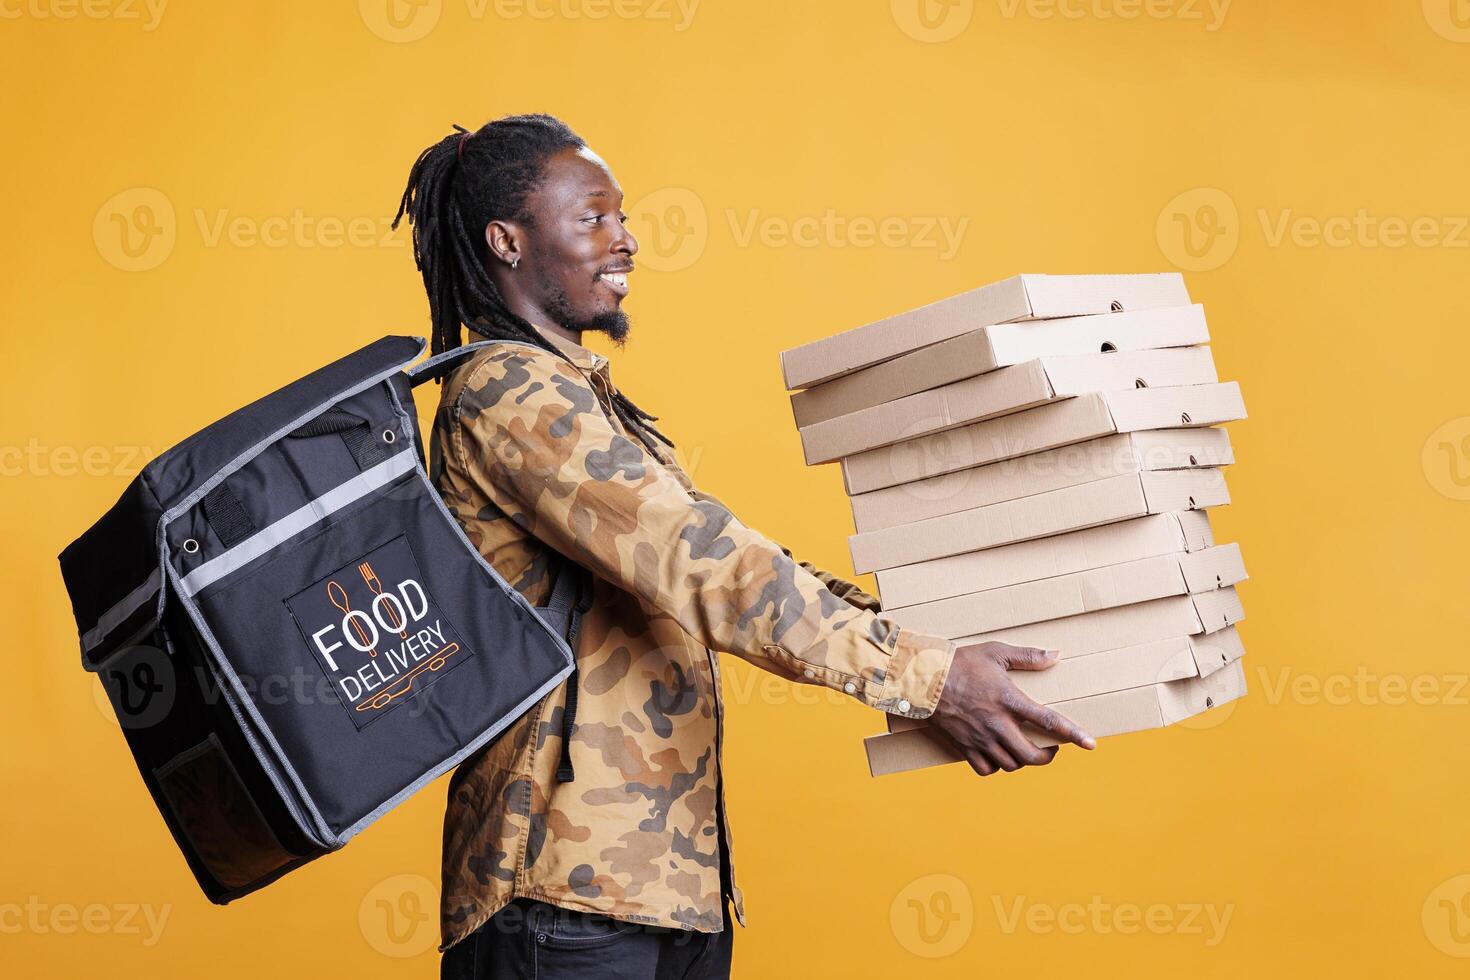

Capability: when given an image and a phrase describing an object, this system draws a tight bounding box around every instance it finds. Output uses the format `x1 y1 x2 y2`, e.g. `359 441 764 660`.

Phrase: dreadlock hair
392 113 673 454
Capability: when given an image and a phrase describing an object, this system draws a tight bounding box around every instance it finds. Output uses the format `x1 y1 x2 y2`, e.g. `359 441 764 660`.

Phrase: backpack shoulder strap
533 558 594 783
405 339 558 388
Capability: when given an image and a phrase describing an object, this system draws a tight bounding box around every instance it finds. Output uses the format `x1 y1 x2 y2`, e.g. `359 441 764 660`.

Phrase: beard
543 279 631 346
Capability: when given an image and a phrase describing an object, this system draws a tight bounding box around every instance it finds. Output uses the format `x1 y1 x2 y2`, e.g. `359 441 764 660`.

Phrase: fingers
993 717 1060 768
991 643 1060 672
983 739 1021 773
1004 690 1097 750
962 726 1062 776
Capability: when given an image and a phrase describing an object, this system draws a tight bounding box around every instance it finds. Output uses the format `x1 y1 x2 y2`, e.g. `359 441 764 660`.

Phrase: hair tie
457 132 472 160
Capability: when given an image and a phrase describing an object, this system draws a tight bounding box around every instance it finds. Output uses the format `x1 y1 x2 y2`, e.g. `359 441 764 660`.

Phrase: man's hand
928 641 1097 776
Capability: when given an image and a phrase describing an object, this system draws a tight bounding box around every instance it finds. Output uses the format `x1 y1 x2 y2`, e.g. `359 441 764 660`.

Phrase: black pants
440 896 734 980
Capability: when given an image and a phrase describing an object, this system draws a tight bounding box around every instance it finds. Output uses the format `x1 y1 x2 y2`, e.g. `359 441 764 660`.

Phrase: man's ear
485 220 521 268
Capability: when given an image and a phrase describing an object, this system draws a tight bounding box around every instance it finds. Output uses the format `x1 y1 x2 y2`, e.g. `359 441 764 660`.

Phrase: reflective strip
178 449 418 597
81 565 164 653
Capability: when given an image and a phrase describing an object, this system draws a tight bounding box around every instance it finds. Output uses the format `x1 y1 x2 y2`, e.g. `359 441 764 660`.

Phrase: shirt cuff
872 626 954 720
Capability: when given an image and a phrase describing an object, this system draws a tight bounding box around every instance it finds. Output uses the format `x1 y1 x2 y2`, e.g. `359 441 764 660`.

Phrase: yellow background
4 1 1469 976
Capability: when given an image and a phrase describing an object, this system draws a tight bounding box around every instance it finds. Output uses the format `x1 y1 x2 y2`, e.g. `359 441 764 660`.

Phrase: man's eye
584 214 603 224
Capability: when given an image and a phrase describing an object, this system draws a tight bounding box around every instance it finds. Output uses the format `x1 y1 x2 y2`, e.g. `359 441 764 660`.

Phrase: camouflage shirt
429 328 955 951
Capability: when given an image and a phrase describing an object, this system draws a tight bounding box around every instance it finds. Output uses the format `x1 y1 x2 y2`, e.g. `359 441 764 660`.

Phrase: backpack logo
286 535 470 728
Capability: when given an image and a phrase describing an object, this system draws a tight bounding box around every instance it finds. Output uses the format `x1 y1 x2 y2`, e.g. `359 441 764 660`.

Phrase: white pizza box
780 273 1192 390
864 660 1248 776
880 544 1246 639
876 510 1215 610
885 629 1244 721
791 303 1210 428
954 587 1246 664
842 382 1246 496
849 467 1229 574
1010 628 1246 704
848 428 1234 534
800 346 1218 465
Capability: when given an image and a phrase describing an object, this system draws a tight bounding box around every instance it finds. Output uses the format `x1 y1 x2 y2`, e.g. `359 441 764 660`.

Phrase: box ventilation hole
1181 412 1193 424
1205 697 1216 709
1135 378 1148 389
1110 300 1125 312
1100 342 1118 353
1189 455 1198 466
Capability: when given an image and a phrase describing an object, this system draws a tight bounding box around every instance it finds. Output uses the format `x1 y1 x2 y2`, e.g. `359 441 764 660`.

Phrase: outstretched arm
452 344 1095 773
451 345 948 718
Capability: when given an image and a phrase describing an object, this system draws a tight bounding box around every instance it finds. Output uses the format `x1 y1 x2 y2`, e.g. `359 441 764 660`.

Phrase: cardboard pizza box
948 587 1245 672
848 428 1234 534
876 510 1215 610
791 303 1210 428
849 467 1229 574
864 660 1247 777
842 382 1246 495
879 544 1247 639
780 273 1192 390
800 346 1219 465
886 629 1245 719
1010 629 1245 704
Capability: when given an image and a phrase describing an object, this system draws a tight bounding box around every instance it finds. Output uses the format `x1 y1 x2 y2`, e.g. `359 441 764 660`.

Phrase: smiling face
485 145 638 344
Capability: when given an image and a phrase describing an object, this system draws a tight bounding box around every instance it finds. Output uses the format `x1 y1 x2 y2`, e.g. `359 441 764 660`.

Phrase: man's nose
614 218 638 257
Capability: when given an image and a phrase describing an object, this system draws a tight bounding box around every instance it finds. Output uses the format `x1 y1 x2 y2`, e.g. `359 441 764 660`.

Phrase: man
393 113 1095 980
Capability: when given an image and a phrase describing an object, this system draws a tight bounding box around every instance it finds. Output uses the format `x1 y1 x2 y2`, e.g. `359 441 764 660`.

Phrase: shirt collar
533 324 610 377
463 317 610 378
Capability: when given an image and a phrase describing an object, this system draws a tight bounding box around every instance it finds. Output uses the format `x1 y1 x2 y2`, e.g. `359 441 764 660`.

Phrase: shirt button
803 668 815 679
898 699 912 713
843 682 857 695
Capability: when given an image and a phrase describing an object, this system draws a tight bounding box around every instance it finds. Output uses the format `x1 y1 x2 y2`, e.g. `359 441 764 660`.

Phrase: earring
511 257 520 270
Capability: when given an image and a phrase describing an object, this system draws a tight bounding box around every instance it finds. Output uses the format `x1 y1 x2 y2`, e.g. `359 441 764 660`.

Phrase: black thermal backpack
58 336 588 903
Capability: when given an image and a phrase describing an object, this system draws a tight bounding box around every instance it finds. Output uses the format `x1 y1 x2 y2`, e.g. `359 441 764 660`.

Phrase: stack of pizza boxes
778 274 1249 776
